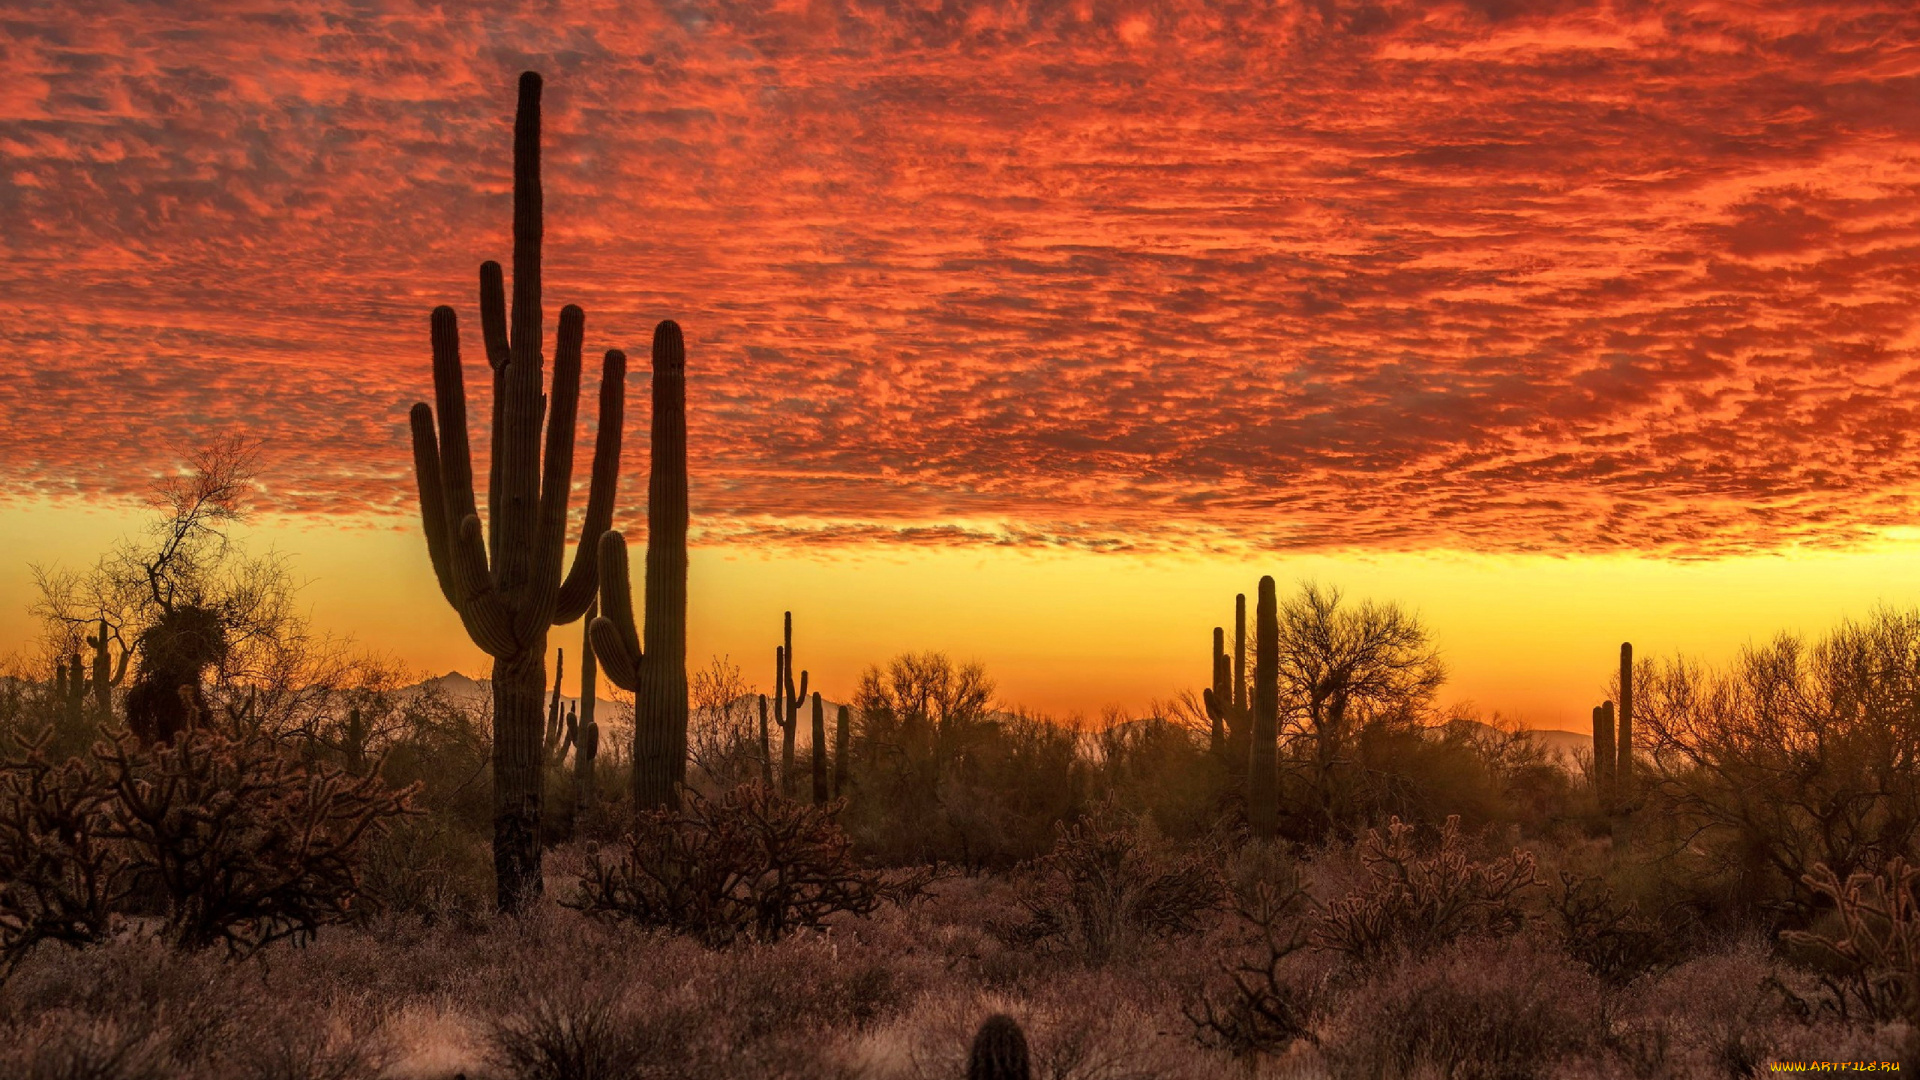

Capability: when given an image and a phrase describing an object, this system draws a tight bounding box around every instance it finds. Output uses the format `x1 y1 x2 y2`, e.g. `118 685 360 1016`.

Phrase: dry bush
351 815 492 927
1185 854 1333 1059
1322 936 1601 1080
1313 814 1542 963
1637 610 1920 915
992 804 1222 964
487 979 693 1080
1552 870 1688 987
1781 857 1920 1025
0 733 136 973
569 783 911 946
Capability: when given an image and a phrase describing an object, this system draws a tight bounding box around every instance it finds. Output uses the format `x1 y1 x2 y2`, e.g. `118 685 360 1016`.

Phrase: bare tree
688 655 758 787
1273 582 1445 840
1636 609 1920 915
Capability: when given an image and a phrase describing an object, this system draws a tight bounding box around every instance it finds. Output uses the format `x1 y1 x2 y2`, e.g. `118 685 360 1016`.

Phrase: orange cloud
5 0 1920 559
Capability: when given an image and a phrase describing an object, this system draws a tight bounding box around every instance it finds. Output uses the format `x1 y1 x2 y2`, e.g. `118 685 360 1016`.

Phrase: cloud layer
6 0 1920 557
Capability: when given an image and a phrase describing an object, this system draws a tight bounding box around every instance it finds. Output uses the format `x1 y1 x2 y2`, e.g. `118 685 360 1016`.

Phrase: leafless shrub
569 782 910 946
1185 854 1331 1058
1781 857 1920 1025
1322 937 1600 1080
487 981 689 1080
1314 814 1542 963
1551 870 1687 987
992 804 1222 963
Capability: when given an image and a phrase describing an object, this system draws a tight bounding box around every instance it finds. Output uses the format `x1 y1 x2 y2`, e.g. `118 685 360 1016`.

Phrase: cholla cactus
1783 858 1920 1024
967 1014 1032 1080
1315 814 1542 962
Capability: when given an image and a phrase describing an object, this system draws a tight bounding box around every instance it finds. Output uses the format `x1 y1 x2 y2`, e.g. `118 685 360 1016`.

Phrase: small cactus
967 1014 1031 1080
1590 700 1615 810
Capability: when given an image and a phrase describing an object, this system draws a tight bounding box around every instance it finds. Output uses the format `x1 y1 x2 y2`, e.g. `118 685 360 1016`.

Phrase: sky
4 0 1920 727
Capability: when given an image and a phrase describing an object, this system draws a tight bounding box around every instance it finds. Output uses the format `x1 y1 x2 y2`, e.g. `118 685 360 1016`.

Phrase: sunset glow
7 1 1920 723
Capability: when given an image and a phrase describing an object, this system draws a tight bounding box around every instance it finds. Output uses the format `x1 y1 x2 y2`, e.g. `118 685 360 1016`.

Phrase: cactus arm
408 404 460 608
429 307 483 527
451 517 516 656
793 670 810 720
554 349 627 621
589 530 644 691
518 304 584 640
480 260 509 559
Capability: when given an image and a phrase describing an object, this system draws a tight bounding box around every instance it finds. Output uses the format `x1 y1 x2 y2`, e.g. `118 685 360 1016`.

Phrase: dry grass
2 837 1913 1080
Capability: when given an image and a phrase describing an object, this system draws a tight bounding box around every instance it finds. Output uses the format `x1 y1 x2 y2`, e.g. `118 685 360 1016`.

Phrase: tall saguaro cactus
1590 701 1615 809
811 691 829 804
408 71 627 910
1616 642 1634 804
1249 576 1279 840
773 612 809 796
590 319 689 812
833 703 850 799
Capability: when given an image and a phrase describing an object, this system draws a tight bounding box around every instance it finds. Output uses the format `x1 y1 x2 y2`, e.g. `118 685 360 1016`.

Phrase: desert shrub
0 1009 170 1080
992 804 1222 963
1322 937 1601 1080
569 783 907 946
1552 870 1689 987
487 981 690 1080
1186 852 1332 1058
1084 712 1225 840
1781 857 1920 1025
842 655 1085 869
351 815 492 926
1314 814 1542 963
0 732 136 974
1638 611 1920 917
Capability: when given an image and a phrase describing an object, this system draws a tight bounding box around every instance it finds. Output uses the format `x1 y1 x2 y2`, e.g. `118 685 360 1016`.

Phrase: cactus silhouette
85 617 130 723
771 612 809 797
408 71 627 908
833 703 850 799
811 691 828 804
1616 642 1634 801
1249 577 1279 840
572 598 600 829
967 1014 1032 1080
588 317 689 813
1591 700 1615 810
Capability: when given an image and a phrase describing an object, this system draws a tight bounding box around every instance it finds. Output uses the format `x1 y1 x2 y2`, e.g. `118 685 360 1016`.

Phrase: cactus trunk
1249 577 1279 840
1616 643 1634 802
632 322 689 811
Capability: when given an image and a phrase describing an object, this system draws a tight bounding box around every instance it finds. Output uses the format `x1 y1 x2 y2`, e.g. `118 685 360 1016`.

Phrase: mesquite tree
590 320 690 812
408 72 626 910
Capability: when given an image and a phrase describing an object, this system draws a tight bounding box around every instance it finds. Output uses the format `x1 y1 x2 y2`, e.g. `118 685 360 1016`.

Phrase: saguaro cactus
543 647 574 766
772 612 809 796
1616 643 1634 802
408 72 627 909
589 319 689 813
86 618 130 723
833 703 850 799
757 693 774 786
1249 576 1279 840
811 691 828 804
1590 700 1615 809
573 599 600 825
1203 626 1229 752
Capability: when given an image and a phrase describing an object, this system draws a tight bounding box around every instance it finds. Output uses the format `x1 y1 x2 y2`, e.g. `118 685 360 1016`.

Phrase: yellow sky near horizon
6 496 1917 732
